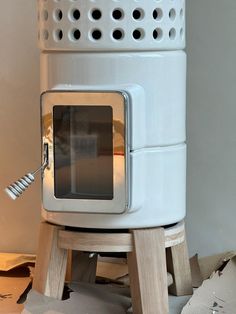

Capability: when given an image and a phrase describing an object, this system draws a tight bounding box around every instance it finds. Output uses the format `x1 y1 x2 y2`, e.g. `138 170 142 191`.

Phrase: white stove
6 0 187 229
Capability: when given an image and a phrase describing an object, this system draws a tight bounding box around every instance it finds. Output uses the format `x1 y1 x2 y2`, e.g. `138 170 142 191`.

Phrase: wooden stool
33 221 193 314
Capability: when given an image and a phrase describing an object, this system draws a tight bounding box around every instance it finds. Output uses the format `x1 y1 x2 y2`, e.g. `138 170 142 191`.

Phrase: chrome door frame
41 91 130 214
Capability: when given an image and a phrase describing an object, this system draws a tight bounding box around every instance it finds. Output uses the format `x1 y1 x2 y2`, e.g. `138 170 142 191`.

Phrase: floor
22 283 192 314
169 295 191 314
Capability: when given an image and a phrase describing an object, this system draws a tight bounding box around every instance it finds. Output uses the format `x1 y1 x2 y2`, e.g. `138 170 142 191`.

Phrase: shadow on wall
0 0 41 254
186 0 236 257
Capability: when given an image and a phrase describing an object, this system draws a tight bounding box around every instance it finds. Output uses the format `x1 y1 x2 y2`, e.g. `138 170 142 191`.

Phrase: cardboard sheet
0 254 36 272
97 258 128 281
182 256 236 313
0 267 31 314
22 283 131 314
190 254 203 288
97 257 173 287
198 251 236 280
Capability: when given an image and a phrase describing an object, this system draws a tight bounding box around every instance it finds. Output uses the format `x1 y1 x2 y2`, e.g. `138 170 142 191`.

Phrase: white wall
0 0 236 257
186 0 236 256
0 1 41 253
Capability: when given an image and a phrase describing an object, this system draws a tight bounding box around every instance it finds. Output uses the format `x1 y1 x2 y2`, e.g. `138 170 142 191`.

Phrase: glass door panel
53 105 113 200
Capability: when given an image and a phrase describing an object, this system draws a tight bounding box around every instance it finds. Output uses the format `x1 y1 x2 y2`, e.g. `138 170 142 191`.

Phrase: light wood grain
58 221 185 253
33 222 68 299
166 233 193 296
58 230 133 252
127 228 168 314
165 220 185 248
65 250 73 283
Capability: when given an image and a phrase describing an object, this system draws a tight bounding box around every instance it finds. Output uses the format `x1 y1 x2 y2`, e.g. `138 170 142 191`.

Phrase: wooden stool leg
127 228 168 314
33 222 68 299
66 251 98 284
166 234 193 296
71 251 98 283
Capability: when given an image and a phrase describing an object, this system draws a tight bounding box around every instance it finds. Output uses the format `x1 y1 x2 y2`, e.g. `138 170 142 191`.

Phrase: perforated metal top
38 0 185 52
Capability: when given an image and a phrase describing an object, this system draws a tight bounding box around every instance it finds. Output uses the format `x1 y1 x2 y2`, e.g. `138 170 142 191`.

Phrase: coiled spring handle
5 144 48 200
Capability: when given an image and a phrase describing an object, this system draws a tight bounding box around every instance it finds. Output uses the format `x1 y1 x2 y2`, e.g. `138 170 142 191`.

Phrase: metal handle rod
32 158 48 175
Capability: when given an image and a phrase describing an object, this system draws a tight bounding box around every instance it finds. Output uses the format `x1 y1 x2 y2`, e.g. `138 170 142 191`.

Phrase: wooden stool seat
58 221 185 252
33 221 193 314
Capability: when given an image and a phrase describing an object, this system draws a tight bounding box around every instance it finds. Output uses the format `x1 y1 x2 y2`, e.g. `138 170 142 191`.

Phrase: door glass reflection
53 105 113 200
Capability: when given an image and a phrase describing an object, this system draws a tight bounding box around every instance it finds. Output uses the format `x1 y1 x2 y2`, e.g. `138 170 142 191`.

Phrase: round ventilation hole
133 28 144 40
112 29 124 40
112 9 124 20
71 9 80 21
54 9 63 21
133 8 144 20
153 8 163 21
180 8 184 19
169 9 176 21
42 10 48 21
169 28 176 40
42 29 49 40
91 9 102 20
71 28 81 41
91 29 102 40
153 28 163 40
54 29 63 41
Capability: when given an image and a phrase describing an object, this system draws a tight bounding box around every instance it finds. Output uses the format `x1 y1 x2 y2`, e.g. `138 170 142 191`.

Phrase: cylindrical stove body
38 0 186 229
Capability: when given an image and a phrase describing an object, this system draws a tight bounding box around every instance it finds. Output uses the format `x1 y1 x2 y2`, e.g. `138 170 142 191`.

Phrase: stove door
42 91 129 214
